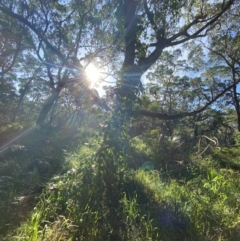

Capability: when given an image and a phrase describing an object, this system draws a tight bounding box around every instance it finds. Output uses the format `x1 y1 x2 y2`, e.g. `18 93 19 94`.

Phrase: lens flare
86 64 100 88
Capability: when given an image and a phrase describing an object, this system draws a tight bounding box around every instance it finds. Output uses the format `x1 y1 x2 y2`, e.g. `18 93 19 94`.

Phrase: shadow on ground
0 125 82 237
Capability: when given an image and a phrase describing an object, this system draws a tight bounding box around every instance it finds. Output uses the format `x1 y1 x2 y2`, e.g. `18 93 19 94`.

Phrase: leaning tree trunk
12 78 33 122
36 89 61 126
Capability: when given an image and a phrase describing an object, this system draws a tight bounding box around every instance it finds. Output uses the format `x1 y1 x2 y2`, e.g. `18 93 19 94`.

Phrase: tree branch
204 44 233 69
134 79 240 119
138 0 234 73
1 36 23 75
0 5 65 61
122 0 137 68
167 0 234 46
143 0 158 34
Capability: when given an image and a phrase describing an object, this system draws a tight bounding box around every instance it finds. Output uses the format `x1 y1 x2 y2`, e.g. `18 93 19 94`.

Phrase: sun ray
85 64 100 88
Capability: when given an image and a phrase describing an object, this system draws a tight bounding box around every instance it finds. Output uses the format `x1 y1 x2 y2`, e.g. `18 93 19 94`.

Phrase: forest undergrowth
1 125 240 241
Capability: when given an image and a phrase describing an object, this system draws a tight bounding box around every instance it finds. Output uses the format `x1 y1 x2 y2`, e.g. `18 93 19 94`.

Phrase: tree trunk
48 97 58 125
12 78 33 122
96 71 140 240
233 83 240 131
36 89 60 126
95 1 140 239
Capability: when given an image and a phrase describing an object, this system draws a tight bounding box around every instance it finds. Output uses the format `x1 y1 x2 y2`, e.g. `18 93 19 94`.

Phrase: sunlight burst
85 64 100 88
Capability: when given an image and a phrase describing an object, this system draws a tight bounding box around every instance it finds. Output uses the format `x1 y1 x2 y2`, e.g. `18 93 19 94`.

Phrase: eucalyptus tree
145 49 192 138
97 0 235 162
0 0 235 133
134 48 231 157
0 10 29 121
0 0 236 238
204 8 240 130
181 2 240 131
0 0 111 126
12 55 48 123
93 0 235 238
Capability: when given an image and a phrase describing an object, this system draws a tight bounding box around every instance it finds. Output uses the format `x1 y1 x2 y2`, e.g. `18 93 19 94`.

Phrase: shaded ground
1 126 240 240
0 125 83 238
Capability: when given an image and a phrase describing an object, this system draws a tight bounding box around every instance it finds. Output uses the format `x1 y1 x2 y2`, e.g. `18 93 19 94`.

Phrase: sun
85 64 100 88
